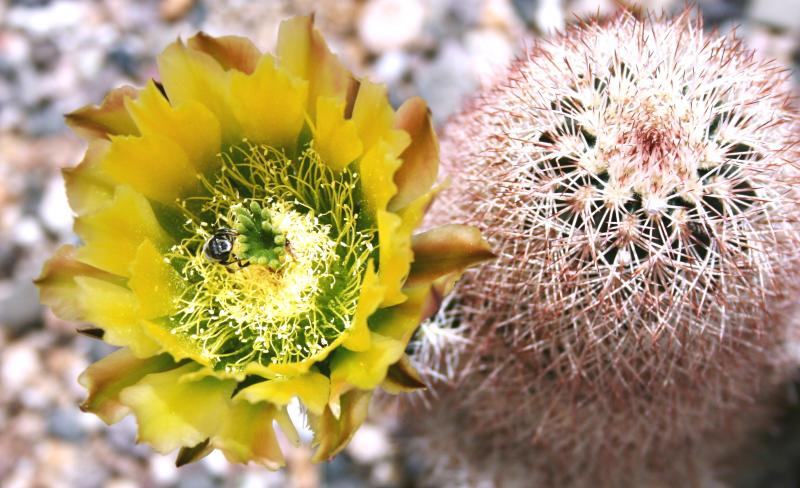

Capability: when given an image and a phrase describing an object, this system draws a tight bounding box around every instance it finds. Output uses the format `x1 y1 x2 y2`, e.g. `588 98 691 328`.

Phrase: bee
203 228 249 269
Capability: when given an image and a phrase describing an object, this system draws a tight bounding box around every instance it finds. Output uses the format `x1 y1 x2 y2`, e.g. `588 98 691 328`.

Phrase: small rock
47 406 87 441
535 0 564 34
358 0 426 52
237 470 289 488
5 0 91 36
415 41 478 125
149 452 180 485
38 176 73 236
511 0 539 25
202 449 230 477
481 0 525 32
372 50 410 85
0 279 42 334
13 411 46 440
11 216 44 247
1 342 42 393
371 459 401 486
105 479 140 488
464 28 515 83
347 424 393 464
176 464 217 488
108 415 151 458
749 0 800 31
160 0 195 22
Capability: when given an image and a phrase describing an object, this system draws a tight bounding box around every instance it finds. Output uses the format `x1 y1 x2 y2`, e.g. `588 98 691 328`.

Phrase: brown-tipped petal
310 389 372 463
34 244 124 321
406 224 496 288
176 438 213 467
188 32 262 74
65 85 140 140
78 349 176 425
277 15 356 117
382 355 426 394
62 139 115 217
213 401 286 469
390 98 439 211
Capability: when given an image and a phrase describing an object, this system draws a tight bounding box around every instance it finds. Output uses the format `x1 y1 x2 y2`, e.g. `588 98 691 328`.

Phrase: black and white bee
203 228 249 268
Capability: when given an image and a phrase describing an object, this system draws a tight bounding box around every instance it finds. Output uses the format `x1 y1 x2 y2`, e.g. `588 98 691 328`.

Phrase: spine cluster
410 11 800 487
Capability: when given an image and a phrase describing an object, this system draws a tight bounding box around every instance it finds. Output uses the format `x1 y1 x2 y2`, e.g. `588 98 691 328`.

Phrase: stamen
164 143 376 371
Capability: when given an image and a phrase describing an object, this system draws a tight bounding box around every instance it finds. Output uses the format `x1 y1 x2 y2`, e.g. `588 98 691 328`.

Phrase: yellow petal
352 80 407 152
376 190 433 307
213 400 285 469
74 186 170 276
229 55 308 149
73 276 160 357
101 133 198 204
119 363 236 454
310 389 372 462
405 224 496 288
188 32 261 74
125 81 221 174
128 239 185 319
343 260 382 352
140 319 207 365
389 97 439 211
62 139 115 217
236 371 330 416
259 331 350 378
65 85 140 140
330 332 405 391
34 244 122 322
359 139 405 216
157 40 240 141
277 15 355 116
369 285 430 344
313 96 363 171
78 349 176 424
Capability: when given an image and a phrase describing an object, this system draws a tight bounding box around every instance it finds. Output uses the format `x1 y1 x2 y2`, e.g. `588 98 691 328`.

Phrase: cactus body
413 11 800 487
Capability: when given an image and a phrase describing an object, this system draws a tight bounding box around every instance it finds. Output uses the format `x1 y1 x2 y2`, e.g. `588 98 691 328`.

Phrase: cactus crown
451 11 800 343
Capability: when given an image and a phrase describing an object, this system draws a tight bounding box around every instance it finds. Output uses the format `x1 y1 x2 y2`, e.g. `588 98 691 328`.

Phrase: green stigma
165 143 376 373
234 201 287 270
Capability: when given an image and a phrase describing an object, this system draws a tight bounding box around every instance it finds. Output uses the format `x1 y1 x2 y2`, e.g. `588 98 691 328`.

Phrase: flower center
165 143 376 373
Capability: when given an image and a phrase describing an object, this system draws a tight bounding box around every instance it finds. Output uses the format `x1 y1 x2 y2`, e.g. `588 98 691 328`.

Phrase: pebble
47 406 87 442
358 0 426 52
749 0 800 31
108 416 151 459
176 464 217 488
1 342 42 394
535 0 564 34
372 50 410 85
0 279 43 334
464 28 515 83
347 423 393 464
237 470 290 488
38 176 73 237
415 41 478 125
201 449 231 477
150 452 180 485
160 0 195 22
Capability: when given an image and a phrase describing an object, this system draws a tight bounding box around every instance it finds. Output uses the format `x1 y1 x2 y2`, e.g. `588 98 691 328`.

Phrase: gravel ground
1 1 799 487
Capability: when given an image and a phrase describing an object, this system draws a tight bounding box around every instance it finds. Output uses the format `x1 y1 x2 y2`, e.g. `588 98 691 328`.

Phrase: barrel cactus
411 10 800 487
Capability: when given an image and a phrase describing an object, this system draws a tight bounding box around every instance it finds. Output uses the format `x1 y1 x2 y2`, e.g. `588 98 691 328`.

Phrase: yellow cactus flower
36 17 494 467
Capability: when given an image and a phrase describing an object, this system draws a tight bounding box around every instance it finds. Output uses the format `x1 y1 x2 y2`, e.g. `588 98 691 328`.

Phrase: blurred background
0 0 799 487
